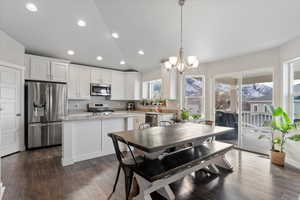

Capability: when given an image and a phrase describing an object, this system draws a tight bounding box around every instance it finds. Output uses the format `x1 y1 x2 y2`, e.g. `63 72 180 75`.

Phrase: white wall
0 30 25 66
204 48 281 119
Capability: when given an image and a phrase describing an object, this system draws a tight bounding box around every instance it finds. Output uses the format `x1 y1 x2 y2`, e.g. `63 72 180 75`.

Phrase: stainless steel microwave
90 83 111 96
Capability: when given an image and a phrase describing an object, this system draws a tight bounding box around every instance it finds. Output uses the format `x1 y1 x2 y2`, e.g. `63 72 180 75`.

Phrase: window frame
183 74 205 117
142 79 162 100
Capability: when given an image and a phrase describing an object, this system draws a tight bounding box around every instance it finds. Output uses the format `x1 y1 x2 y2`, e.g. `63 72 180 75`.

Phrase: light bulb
169 57 178 65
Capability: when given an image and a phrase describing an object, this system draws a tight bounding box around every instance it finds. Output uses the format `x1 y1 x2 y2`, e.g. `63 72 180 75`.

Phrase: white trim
182 74 205 117
0 60 25 70
0 182 5 200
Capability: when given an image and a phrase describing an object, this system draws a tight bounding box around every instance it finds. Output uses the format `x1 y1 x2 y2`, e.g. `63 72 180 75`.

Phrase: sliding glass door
213 69 273 154
241 71 273 154
214 75 240 146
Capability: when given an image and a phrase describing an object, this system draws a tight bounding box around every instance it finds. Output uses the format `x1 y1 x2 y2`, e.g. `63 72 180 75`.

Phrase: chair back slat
110 134 138 166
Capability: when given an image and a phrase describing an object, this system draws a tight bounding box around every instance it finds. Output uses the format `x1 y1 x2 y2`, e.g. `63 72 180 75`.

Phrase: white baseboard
62 151 103 166
0 182 5 200
75 151 103 163
286 158 300 170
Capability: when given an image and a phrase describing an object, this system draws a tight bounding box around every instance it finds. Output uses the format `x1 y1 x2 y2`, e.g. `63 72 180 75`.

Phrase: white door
30 57 51 81
91 69 103 84
68 66 80 99
0 66 21 156
111 71 125 100
101 69 112 84
51 62 68 82
79 67 91 99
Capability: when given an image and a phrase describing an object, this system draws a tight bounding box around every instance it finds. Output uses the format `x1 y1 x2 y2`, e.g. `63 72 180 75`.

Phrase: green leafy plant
259 106 300 152
181 109 190 120
192 114 202 120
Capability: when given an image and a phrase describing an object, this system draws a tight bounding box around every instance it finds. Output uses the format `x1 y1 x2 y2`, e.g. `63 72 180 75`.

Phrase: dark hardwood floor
2 147 300 200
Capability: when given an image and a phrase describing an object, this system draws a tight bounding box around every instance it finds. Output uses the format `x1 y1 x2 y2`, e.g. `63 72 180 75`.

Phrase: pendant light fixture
163 0 199 74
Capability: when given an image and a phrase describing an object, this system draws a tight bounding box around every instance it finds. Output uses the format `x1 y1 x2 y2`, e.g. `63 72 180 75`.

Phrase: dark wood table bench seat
132 141 233 182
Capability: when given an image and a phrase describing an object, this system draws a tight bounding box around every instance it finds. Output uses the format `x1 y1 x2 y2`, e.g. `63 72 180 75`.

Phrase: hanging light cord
180 2 183 49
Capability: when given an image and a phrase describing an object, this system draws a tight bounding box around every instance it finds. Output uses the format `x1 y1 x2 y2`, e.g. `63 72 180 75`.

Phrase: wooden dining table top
109 123 234 153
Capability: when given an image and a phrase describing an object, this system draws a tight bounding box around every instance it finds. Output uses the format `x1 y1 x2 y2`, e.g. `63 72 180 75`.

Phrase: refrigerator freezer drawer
27 122 62 149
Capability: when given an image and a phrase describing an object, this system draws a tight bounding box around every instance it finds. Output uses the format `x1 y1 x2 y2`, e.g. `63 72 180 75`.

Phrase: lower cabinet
62 117 134 166
101 118 126 155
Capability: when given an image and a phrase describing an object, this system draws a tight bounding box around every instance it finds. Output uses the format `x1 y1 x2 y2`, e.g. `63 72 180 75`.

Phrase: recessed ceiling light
26 3 38 12
67 50 75 55
77 20 86 27
96 56 103 61
112 32 119 39
120 60 126 65
138 50 145 55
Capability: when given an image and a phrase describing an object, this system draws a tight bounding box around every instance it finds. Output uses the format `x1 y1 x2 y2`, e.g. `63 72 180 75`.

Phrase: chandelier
163 0 199 74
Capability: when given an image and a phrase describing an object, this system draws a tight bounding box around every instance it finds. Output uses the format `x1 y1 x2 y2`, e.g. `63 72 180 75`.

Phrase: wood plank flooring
2 147 300 200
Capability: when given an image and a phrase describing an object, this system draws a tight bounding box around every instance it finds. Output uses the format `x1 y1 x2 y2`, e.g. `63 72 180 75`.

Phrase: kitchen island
61 112 145 166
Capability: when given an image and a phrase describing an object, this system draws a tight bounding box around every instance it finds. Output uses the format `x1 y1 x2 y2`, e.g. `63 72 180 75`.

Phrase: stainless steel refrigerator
25 81 67 149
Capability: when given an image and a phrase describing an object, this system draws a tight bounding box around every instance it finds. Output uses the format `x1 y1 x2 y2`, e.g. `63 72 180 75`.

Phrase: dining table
109 122 234 200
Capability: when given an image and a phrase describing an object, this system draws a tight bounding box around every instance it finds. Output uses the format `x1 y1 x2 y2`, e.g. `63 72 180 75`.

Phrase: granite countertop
62 111 145 122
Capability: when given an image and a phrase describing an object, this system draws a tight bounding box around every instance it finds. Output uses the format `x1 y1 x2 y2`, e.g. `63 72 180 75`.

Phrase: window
142 79 162 99
183 75 204 116
289 61 300 121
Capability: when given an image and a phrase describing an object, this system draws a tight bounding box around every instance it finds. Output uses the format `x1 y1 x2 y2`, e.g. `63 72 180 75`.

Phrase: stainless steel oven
90 83 111 96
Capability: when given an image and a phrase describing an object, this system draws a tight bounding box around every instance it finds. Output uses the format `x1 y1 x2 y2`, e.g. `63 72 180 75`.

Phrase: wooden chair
159 121 172 127
109 134 144 200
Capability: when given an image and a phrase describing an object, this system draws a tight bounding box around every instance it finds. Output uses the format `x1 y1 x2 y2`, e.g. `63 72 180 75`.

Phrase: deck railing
241 111 272 128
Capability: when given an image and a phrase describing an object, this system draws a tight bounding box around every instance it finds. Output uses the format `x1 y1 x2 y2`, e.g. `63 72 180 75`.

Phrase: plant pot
271 151 286 166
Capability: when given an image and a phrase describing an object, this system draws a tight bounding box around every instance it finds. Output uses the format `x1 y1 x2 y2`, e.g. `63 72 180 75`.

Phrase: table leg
214 155 233 171
157 185 175 200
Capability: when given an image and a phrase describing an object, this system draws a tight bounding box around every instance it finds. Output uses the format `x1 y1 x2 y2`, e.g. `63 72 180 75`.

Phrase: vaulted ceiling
1 0 300 72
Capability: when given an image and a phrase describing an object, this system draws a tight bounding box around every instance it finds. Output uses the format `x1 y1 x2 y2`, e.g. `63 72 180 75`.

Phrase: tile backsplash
68 96 128 113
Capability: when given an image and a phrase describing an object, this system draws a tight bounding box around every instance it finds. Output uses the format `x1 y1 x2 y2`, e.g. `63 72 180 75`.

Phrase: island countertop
61 111 145 122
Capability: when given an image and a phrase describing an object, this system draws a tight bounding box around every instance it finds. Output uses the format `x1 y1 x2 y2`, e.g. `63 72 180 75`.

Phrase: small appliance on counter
87 103 114 114
127 102 135 111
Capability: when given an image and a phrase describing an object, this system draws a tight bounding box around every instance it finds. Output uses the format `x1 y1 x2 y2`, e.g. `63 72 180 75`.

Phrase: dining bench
131 141 233 200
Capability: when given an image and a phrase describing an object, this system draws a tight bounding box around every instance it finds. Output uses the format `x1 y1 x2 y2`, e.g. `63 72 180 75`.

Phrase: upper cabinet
25 54 69 82
51 62 69 82
161 67 177 100
111 71 125 100
91 68 112 85
124 72 141 100
68 64 91 100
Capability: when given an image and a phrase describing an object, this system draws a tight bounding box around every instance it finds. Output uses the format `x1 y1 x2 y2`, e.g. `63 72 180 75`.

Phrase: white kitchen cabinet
68 64 91 100
111 71 125 100
125 72 141 100
29 56 51 81
101 118 126 155
161 67 177 100
91 68 112 85
51 62 68 82
25 54 70 82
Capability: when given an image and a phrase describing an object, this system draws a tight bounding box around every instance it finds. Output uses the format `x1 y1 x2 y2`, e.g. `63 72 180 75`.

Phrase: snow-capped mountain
185 77 203 96
242 84 272 101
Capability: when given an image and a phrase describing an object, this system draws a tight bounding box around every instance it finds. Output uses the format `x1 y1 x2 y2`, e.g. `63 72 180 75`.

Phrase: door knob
16 113 21 117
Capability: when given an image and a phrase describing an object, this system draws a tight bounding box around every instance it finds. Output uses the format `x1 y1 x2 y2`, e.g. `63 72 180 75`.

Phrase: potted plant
181 109 190 121
259 106 300 166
